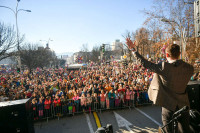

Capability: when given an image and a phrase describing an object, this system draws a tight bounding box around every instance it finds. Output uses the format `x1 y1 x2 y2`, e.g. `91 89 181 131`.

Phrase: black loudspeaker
187 81 200 112
0 98 34 133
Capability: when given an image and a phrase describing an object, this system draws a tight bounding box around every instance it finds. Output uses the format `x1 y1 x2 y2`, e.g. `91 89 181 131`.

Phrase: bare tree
80 43 89 52
20 44 38 72
36 48 55 68
135 27 150 57
143 0 197 62
80 43 90 63
58 59 66 67
145 20 165 59
0 22 17 61
90 45 100 62
20 43 56 72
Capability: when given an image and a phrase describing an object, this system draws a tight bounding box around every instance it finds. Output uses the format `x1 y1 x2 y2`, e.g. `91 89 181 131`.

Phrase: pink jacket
81 97 87 106
130 91 135 100
126 92 131 100
100 93 106 102
73 96 79 101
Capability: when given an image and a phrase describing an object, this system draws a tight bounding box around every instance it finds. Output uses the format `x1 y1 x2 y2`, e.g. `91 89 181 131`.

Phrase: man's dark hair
166 44 180 59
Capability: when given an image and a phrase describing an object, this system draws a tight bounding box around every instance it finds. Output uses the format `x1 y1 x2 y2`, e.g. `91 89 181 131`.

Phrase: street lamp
40 38 53 49
161 18 179 35
184 2 194 5
161 18 184 59
0 0 31 71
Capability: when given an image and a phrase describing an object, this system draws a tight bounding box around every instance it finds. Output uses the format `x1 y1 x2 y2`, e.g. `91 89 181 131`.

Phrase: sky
0 0 154 54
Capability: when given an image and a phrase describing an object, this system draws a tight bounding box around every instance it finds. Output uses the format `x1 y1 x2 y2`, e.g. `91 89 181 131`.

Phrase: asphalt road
34 105 162 133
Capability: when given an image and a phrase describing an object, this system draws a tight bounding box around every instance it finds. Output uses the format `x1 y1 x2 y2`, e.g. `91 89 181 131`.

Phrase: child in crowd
135 86 140 105
119 91 124 107
105 90 110 109
80 93 87 112
61 94 68 115
44 96 51 117
32 98 38 120
100 90 106 109
125 89 131 106
72 93 80 112
68 100 73 115
67 90 74 100
108 89 115 109
86 93 92 113
53 95 61 116
93 93 99 111
115 90 120 108
38 97 44 119
130 87 135 107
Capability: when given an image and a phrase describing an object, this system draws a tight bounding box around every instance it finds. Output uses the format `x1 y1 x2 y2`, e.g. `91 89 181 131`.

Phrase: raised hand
126 38 136 52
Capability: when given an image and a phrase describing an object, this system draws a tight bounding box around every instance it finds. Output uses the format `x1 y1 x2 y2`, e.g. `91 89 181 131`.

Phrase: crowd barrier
32 90 152 122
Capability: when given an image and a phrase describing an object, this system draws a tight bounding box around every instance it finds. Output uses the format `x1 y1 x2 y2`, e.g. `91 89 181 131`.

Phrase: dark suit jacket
133 52 194 111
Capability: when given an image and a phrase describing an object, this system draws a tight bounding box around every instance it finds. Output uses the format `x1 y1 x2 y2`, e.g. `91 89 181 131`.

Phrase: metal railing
32 90 152 122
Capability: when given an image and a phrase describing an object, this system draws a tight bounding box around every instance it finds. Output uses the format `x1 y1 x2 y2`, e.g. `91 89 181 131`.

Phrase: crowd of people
191 70 200 81
0 60 197 119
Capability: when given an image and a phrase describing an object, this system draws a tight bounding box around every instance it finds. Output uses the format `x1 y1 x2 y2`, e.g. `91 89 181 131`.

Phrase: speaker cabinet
187 81 200 112
0 98 34 133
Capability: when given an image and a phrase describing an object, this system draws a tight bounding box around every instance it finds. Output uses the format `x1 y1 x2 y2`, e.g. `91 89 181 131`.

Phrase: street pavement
34 105 162 133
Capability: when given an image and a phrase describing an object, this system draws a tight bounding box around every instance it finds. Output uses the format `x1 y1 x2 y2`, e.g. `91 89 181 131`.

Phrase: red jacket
118 88 125 93
53 98 61 107
44 99 51 109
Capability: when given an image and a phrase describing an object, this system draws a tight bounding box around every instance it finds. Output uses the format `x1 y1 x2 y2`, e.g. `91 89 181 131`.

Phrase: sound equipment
187 81 200 112
189 109 200 132
173 106 189 116
160 106 190 133
0 98 34 133
95 124 113 133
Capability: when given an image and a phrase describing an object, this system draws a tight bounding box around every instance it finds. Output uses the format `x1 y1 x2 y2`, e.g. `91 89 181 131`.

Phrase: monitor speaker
0 98 34 133
187 81 200 112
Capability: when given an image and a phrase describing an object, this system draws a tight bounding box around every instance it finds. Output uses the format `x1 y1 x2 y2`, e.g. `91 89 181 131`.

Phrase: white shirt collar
168 59 177 63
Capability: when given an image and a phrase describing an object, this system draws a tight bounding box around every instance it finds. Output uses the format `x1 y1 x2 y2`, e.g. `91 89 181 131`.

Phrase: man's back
126 41 194 133
148 59 194 111
162 60 194 94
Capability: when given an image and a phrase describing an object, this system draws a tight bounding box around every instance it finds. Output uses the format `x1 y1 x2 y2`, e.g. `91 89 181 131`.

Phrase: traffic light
102 44 105 53
194 0 200 37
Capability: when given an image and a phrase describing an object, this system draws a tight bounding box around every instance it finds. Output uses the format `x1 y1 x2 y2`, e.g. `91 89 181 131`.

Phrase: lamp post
161 18 184 59
0 0 31 71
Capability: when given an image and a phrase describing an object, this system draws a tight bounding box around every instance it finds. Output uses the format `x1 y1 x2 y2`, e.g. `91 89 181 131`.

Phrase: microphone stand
160 114 182 133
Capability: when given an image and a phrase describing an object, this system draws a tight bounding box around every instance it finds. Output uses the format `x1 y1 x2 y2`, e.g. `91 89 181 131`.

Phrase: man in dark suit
126 38 194 133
